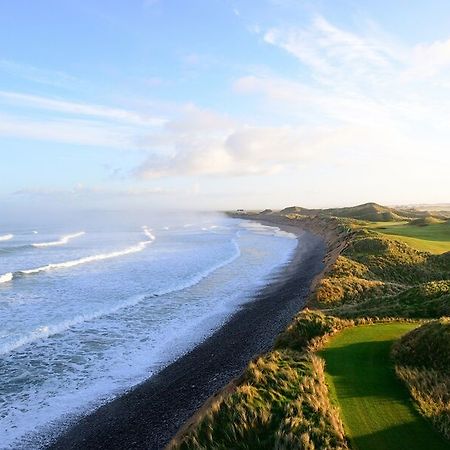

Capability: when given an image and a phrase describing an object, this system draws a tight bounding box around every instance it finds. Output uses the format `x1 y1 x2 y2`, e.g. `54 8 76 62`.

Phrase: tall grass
169 351 348 450
313 224 449 318
392 319 450 441
395 365 450 440
168 311 350 450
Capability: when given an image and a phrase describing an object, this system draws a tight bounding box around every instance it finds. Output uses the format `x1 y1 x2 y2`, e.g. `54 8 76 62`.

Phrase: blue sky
1 0 449 213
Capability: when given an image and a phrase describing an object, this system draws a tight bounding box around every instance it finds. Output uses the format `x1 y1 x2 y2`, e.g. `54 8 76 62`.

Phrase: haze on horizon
1 0 449 216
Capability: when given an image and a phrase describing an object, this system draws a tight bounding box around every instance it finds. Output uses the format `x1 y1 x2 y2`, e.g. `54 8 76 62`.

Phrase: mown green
320 323 449 450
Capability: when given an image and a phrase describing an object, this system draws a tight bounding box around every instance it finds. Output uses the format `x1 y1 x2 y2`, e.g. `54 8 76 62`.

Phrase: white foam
0 236 239 355
3 228 155 285
152 238 240 297
32 231 85 248
239 221 297 239
22 229 153 276
0 272 13 284
0 233 13 241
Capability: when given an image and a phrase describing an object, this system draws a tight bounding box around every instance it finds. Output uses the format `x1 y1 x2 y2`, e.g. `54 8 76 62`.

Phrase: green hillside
281 202 414 222
364 220 450 253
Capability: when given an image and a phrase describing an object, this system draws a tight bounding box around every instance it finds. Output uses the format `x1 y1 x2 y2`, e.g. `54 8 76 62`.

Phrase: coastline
46 219 328 450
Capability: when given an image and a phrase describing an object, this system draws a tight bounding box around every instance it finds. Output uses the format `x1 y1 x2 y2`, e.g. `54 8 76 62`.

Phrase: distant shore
47 218 328 450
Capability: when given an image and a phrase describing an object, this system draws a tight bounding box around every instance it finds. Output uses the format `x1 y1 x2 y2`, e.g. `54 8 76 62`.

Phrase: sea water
0 213 297 448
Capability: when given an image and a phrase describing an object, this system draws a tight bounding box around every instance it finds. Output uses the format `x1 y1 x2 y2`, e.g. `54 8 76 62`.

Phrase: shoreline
47 220 327 450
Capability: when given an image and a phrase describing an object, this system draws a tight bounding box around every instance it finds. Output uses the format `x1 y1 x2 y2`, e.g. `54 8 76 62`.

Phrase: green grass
392 320 450 440
320 323 448 450
365 221 450 254
334 280 450 319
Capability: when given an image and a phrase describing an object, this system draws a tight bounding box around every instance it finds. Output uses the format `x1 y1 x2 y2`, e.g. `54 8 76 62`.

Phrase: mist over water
0 212 297 448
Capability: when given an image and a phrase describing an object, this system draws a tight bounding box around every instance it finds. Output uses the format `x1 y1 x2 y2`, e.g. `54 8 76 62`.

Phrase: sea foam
0 233 13 241
0 272 13 284
0 235 239 355
32 231 86 248
0 228 155 284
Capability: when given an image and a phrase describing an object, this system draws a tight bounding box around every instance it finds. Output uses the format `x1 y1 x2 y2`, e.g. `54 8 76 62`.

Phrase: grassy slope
364 221 450 254
315 225 450 314
320 323 448 450
170 311 350 450
392 320 450 440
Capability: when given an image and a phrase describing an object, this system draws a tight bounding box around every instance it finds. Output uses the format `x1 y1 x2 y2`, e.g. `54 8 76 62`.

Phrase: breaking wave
0 228 155 284
0 272 13 284
0 236 240 354
32 232 85 248
0 234 13 241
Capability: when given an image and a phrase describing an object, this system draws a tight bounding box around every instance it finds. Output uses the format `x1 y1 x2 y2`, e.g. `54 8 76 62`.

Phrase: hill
281 202 410 222
392 318 450 373
410 216 444 226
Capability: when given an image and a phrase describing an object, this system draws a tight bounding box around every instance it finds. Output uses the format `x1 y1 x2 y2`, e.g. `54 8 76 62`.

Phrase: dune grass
334 280 450 319
320 323 449 450
392 319 450 440
169 311 351 450
365 221 450 254
170 350 349 450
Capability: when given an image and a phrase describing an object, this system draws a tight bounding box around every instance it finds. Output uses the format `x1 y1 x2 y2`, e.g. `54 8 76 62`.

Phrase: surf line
32 231 86 248
0 228 155 284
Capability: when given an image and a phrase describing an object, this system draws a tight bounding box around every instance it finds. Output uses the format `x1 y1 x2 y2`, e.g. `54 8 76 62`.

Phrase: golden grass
395 365 450 440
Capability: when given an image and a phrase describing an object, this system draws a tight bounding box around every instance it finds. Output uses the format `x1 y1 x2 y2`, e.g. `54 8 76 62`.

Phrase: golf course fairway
320 323 449 450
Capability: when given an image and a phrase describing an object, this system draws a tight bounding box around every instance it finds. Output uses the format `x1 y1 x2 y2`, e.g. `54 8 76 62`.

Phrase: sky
1 0 450 214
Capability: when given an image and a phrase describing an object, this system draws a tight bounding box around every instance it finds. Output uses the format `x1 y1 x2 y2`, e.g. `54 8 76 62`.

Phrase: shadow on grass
321 332 449 450
353 420 449 450
320 339 405 400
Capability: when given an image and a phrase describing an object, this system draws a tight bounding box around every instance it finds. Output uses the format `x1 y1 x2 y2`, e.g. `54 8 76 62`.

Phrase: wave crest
0 234 13 241
0 227 155 284
0 236 240 353
32 231 85 248
0 272 13 284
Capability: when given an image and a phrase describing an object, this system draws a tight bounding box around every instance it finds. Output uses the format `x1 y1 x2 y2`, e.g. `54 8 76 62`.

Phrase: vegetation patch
334 281 450 319
314 226 449 313
392 319 450 440
169 311 350 450
275 310 352 351
170 351 348 450
364 220 450 254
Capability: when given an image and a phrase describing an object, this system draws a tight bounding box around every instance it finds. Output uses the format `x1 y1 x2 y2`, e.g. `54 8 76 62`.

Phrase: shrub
275 310 351 352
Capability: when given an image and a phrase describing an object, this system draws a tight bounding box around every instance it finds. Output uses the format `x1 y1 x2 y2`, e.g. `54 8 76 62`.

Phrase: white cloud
0 113 139 148
2 15 450 204
0 91 166 127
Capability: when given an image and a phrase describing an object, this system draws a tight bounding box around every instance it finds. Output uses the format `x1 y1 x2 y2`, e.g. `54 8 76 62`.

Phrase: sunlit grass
364 221 450 254
320 323 448 450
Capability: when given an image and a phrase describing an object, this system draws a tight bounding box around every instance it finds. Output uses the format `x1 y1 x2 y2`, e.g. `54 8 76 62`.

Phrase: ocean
0 213 297 448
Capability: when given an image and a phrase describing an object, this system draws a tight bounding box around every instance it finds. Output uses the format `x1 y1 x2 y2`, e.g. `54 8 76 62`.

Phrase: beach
47 220 327 450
